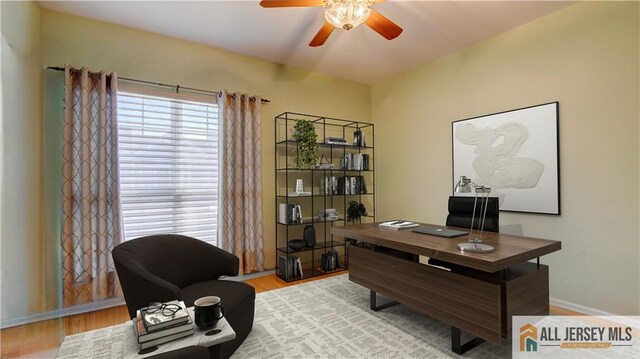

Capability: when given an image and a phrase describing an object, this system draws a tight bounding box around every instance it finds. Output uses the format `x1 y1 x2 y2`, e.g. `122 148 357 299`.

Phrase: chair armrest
114 260 181 318
200 244 240 278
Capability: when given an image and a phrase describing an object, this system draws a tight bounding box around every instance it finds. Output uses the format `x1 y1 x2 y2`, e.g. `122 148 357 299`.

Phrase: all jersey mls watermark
513 316 639 358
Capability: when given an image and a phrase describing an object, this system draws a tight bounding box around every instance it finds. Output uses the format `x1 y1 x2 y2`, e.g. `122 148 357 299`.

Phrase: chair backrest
113 234 240 318
112 234 232 288
446 196 499 233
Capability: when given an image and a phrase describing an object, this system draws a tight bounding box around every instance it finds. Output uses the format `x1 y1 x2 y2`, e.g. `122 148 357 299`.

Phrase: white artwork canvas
452 102 560 215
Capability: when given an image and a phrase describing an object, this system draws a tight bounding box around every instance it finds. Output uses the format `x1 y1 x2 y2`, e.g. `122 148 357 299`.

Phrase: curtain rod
46 66 270 104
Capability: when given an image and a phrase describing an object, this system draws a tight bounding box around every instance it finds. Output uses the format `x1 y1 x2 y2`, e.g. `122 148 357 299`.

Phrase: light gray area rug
232 274 511 358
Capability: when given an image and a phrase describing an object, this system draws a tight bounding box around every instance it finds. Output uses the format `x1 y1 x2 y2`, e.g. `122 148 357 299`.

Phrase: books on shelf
353 130 367 147
279 203 303 224
379 221 420 230
325 137 347 145
133 300 194 350
335 176 367 195
340 153 370 171
317 208 339 221
321 250 341 272
278 255 303 281
323 176 337 195
140 300 190 332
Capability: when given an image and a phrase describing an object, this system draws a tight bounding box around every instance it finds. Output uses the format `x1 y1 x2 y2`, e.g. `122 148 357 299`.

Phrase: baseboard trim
223 269 275 281
1 297 126 329
1 270 276 329
550 297 615 316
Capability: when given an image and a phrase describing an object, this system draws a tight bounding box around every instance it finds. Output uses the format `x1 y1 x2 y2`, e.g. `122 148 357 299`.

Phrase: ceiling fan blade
259 0 326 7
365 9 403 40
309 21 335 47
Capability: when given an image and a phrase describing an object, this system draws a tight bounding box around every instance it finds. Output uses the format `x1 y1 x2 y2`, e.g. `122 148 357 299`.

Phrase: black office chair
446 196 499 232
429 196 500 271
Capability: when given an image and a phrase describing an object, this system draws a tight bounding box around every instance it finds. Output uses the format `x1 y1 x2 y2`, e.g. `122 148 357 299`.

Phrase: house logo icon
520 324 538 352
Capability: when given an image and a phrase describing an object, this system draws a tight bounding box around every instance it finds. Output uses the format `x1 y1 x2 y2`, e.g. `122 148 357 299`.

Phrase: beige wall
2 0 637 322
0 8 370 320
372 1 639 314
1 1 43 320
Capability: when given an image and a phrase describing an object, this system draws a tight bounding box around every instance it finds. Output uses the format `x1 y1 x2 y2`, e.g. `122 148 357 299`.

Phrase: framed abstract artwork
452 102 560 215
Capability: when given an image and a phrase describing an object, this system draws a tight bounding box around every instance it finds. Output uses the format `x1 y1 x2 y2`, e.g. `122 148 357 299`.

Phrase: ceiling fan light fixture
325 0 371 31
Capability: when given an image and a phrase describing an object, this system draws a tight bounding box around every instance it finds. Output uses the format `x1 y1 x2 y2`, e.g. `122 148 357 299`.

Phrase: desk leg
451 327 485 355
369 290 400 311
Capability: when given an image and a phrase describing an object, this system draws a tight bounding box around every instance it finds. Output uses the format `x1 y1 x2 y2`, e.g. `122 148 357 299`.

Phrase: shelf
276 140 373 149
277 193 373 199
277 267 347 282
275 112 373 283
276 240 346 254
275 268 313 282
276 168 373 173
276 217 345 226
280 193 312 198
315 267 346 275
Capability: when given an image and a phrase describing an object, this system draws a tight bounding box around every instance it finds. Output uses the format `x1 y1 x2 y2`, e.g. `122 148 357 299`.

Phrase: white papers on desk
379 221 420 230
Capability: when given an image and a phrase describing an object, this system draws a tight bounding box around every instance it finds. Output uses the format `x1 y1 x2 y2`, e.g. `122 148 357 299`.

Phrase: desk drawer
349 245 503 344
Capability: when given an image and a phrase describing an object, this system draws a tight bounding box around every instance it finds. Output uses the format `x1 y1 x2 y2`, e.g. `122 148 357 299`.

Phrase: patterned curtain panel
61 66 123 307
218 91 265 275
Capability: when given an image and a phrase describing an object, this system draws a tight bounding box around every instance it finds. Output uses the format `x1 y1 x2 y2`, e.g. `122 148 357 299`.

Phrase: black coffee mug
194 296 225 330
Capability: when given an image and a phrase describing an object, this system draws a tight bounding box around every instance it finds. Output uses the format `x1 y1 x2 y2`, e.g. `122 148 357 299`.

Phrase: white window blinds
117 91 219 246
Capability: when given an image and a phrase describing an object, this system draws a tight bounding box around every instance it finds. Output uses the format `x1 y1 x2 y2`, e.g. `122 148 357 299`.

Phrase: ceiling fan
259 0 403 47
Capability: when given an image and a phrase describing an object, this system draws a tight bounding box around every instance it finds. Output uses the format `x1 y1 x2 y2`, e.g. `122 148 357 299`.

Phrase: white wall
371 1 639 314
1 1 43 320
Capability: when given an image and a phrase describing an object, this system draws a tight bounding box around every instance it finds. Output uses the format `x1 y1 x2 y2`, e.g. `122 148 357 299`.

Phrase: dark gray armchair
112 234 255 359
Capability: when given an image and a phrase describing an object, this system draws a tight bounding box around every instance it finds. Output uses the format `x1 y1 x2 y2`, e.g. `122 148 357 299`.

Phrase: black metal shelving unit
275 112 375 282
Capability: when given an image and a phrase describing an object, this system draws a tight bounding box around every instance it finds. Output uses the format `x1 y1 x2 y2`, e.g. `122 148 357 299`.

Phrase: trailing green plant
293 120 319 169
347 201 367 224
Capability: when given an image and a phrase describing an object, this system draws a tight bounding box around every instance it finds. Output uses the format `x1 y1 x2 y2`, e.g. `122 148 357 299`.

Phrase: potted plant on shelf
293 120 318 169
347 201 367 224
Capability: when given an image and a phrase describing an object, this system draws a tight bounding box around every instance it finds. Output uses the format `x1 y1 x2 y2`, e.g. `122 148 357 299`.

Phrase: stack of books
379 221 420 230
320 250 341 272
324 137 347 145
278 203 303 224
340 153 370 170
336 176 367 195
317 208 339 221
133 300 194 350
278 255 303 280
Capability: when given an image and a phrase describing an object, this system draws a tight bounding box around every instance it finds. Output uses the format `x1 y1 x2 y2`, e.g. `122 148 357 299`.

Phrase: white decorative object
295 179 304 194
452 102 560 215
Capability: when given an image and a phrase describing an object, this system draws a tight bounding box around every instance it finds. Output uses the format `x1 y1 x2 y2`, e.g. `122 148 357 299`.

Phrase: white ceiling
38 0 575 85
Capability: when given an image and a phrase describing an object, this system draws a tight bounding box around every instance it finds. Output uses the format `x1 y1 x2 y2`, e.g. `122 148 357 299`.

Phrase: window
117 91 219 246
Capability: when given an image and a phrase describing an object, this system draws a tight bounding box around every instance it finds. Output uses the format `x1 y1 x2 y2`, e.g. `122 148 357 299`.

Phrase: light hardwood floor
0 272 581 358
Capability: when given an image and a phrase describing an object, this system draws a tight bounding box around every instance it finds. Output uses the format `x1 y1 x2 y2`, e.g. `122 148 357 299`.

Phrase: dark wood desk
331 223 561 354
